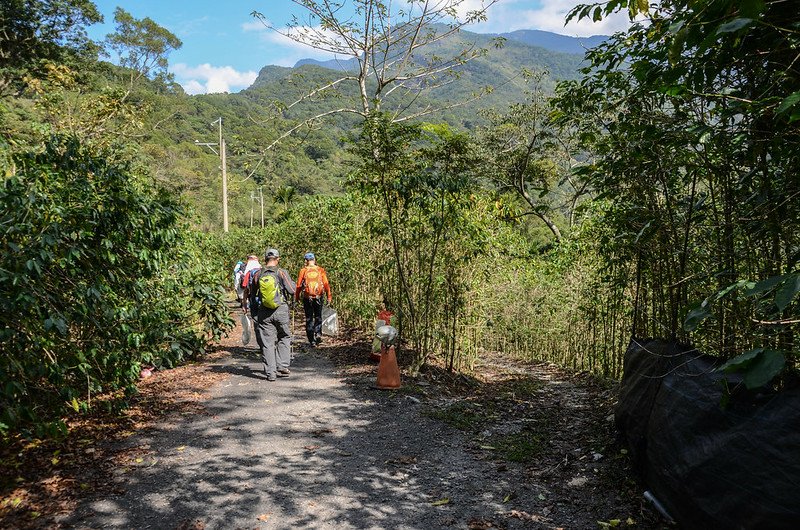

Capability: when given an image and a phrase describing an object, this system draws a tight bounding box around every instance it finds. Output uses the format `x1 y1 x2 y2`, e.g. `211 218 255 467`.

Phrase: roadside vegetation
2 0 797 456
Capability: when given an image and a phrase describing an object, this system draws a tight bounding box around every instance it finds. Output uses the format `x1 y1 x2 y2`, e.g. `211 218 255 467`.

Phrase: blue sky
87 0 630 95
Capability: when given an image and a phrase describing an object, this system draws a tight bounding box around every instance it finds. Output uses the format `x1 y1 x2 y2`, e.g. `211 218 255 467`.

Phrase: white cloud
469 0 634 37
244 18 351 67
172 63 258 95
174 16 210 38
449 0 503 19
182 79 206 94
241 20 266 32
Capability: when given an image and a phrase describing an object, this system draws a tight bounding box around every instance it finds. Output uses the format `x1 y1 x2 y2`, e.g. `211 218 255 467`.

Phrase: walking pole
290 300 295 362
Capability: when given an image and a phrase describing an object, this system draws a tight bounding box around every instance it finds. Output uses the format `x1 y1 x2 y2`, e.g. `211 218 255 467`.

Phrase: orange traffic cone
375 345 401 389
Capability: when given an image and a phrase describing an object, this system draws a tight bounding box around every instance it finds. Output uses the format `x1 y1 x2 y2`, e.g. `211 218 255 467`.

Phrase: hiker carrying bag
247 268 263 317
302 265 325 298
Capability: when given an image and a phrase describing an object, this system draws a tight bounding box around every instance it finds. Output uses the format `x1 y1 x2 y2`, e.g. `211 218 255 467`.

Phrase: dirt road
60 323 662 529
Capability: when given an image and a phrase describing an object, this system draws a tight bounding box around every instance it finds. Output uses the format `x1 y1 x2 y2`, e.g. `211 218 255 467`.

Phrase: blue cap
304 252 315 260
265 248 280 259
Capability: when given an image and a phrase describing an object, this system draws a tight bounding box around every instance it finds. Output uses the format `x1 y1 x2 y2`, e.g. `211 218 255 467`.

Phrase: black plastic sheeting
615 338 800 529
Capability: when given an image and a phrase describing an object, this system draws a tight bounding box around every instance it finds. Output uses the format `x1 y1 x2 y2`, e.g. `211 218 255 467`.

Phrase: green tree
349 115 484 371
104 7 182 87
0 136 231 438
477 71 576 242
555 0 800 384
15 8 183 150
251 0 500 148
0 0 102 96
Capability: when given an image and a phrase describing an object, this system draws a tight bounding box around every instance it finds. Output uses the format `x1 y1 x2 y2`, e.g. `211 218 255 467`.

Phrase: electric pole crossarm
193 116 228 233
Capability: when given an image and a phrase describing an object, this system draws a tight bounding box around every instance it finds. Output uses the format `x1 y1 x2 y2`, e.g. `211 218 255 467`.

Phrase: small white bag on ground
241 313 252 345
321 306 339 336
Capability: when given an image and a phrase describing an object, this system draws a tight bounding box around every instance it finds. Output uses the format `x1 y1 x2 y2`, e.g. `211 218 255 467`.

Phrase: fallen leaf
386 455 417 466
431 497 451 506
135 457 144 463
303 445 320 451
503 493 513 503
257 513 271 521
177 446 186 451
311 428 334 437
479 445 496 450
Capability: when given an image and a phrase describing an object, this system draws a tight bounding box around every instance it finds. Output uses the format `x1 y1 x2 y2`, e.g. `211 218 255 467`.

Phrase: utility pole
218 118 228 233
260 186 264 228
194 117 229 233
250 186 264 228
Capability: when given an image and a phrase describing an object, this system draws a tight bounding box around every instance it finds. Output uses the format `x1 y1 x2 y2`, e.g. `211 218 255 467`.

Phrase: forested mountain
292 28 603 70
98 27 591 230
249 26 587 127
497 29 606 55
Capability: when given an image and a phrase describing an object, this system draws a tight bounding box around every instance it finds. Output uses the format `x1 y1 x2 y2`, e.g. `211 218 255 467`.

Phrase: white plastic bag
321 306 339 336
241 313 252 345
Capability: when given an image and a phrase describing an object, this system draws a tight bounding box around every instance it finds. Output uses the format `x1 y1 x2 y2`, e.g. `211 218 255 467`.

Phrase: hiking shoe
277 368 290 377
266 374 277 382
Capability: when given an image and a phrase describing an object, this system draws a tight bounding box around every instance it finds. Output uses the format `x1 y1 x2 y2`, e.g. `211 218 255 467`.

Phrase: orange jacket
295 265 331 301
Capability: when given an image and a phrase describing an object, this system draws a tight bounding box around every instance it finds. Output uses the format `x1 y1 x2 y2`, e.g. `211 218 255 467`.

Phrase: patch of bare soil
324 333 668 529
0 332 239 530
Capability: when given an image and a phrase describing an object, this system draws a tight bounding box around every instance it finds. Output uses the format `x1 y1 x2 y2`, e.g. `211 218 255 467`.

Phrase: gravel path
56 309 665 530
63 344 532 529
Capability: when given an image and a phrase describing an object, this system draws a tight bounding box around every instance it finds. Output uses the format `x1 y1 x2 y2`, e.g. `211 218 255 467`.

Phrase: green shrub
0 136 231 438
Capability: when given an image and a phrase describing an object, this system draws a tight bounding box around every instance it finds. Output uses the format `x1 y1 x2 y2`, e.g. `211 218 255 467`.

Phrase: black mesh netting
615 338 800 529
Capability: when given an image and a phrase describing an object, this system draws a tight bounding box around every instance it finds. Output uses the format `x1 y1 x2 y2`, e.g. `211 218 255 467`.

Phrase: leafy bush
0 136 231 438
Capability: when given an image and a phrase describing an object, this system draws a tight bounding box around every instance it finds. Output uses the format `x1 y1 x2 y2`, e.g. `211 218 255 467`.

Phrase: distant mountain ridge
294 57 359 71
494 29 606 55
245 26 602 133
289 28 607 70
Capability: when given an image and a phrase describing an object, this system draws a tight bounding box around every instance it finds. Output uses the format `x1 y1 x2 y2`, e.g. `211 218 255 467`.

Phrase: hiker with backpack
239 255 261 313
233 258 246 302
294 252 332 346
247 248 296 382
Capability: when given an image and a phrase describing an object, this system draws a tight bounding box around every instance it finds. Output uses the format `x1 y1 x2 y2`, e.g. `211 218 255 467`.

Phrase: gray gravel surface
63 346 536 529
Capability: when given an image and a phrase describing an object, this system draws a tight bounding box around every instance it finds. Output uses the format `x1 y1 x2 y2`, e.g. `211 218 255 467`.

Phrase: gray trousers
255 304 292 376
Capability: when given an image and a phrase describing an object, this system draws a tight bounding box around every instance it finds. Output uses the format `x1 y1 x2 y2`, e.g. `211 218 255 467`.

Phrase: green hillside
168 28 586 228
19 26 586 231
246 27 585 129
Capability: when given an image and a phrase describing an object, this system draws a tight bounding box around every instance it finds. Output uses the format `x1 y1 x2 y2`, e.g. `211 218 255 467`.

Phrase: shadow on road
64 343 491 529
